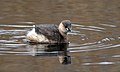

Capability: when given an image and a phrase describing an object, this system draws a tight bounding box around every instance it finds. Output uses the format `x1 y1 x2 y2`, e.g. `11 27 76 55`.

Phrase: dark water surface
0 0 120 72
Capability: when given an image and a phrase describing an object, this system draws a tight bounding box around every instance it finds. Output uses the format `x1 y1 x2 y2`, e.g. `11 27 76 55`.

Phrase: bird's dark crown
61 20 71 28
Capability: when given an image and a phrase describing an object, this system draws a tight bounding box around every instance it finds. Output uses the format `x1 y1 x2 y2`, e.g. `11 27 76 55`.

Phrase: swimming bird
26 20 72 44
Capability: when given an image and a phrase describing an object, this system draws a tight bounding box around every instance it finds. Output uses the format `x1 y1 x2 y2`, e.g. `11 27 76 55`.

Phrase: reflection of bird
26 20 72 43
27 43 71 64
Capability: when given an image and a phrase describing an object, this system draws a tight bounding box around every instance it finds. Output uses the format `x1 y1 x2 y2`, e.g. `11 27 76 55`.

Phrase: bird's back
35 24 65 43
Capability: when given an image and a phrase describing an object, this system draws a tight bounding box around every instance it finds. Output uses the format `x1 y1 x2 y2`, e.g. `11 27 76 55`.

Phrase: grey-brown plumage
26 20 72 43
35 24 65 43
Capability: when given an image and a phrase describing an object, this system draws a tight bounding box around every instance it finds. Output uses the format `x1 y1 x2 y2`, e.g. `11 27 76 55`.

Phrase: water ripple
82 61 120 65
0 50 64 56
0 29 26 32
112 55 120 58
68 43 120 53
97 37 120 43
72 24 105 32
11 36 26 38
0 23 119 59
0 25 33 28
0 44 27 48
100 23 117 27
0 40 18 43
80 28 103 32
15 22 35 24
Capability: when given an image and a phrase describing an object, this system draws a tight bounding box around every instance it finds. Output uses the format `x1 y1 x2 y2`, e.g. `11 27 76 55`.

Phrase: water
0 0 120 72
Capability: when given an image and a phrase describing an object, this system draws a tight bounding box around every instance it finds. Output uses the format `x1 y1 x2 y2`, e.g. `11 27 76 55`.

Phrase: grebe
26 20 72 44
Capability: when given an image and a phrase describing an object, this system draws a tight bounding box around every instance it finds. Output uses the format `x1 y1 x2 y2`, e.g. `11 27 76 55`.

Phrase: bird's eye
65 25 67 28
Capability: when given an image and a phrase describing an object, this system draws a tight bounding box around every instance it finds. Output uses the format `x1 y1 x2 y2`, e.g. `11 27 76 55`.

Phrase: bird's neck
58 23 67 38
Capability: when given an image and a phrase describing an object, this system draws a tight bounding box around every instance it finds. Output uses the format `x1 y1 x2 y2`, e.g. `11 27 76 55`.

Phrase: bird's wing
35 24 64 41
